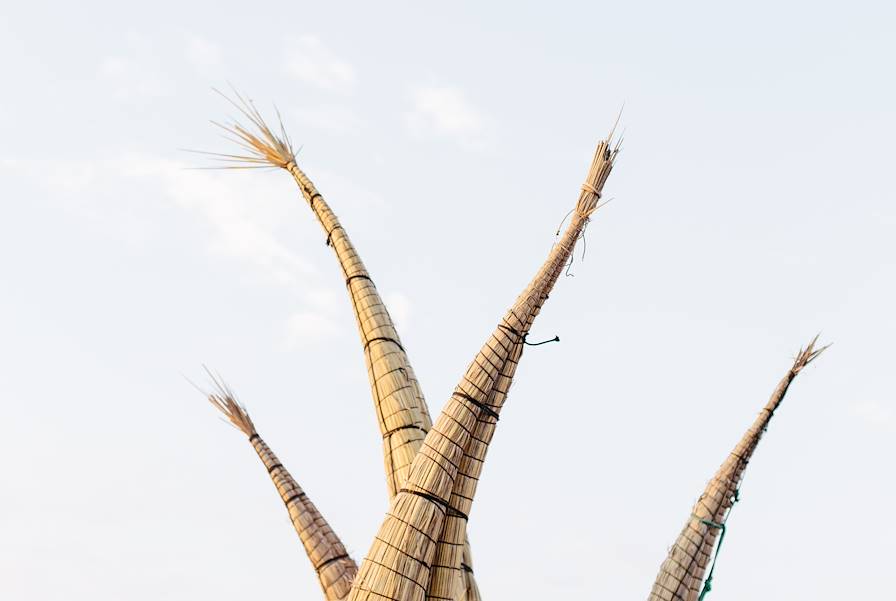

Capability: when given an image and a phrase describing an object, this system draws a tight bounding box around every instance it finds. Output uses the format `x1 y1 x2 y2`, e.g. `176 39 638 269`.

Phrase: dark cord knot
523 334 560 346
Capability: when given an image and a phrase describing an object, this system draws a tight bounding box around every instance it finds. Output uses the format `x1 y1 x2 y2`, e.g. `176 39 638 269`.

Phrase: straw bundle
347 136 618 601
211 91 480 601
424 137 617 601
212 92 431 494
206 381 358 600
647 337 828 601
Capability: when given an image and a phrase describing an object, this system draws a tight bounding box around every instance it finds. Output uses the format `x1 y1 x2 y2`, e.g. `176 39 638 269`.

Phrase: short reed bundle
647 337 828 601
206 379 358 600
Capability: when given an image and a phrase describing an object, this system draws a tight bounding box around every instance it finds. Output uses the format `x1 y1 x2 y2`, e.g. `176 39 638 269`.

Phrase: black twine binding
497 323 524 339
283 492 307 506
446 506 469 520
384 424 429 438
454 391 500 421
248 433 261 443
315 553 350 571
497 324 559 346
325 225 343 246
400 488 449 510
308 192 322 209
364 336 405 352
266 463 283 474
400 489 469 520
345 274 373 287
524 334 560 346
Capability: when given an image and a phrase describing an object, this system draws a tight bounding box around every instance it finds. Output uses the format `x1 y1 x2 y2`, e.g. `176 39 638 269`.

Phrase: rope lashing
325 225 343 246
581 182 602 197
363 336 405 353
496 324 560 347
697 489 740 601
399 488 471 522
345 273 373 287
382 423 428 439
454 391 500 421
314 552 351 572
283 491 308 507
524 334 559 346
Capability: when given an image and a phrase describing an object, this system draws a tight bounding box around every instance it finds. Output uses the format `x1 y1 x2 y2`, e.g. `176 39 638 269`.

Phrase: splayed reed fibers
647 337 828 601
206 379 358 600
347 135 618 601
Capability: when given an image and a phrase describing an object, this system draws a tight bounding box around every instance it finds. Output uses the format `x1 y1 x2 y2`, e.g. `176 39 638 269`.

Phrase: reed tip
198 366 257 437
195 86 296 170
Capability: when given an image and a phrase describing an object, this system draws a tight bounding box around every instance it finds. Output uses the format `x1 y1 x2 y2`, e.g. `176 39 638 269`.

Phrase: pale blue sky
1 2 894 600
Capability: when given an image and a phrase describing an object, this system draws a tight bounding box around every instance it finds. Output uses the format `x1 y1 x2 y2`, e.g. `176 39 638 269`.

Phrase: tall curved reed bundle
647 337 828 601
346 136 618 601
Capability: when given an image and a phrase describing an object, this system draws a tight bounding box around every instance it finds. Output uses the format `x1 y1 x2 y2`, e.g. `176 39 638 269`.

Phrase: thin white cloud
98 33 171 99
4 152 395 351
283 35 356 91
185 35 222 70
405 84 493 150
292 104 361 134
284 310 341 348
850 399 895 432
384 291 411 330
7 152 407 351
8 155 314 288
127 157 316 288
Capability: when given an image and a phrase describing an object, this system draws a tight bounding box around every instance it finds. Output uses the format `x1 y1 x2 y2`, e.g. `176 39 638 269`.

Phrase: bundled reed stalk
424 137 616 601
207 382 358 600
212 91 480 601
347 136 618 601
647 337 828 601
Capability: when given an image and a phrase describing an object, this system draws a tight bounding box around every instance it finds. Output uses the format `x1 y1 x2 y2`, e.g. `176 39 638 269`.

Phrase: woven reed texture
459 543 481 601
348 139 617 601
285 160 482 601
286 162 433 497
647 339 827 601
423 139 616 601
251 436 359 600
207 390 358 600
213 95 482 601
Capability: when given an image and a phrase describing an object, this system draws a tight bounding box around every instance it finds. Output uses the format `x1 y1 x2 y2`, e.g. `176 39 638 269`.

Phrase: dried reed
647 337 828 601
210 89 480 601
206 377 358 600
347 135 618 601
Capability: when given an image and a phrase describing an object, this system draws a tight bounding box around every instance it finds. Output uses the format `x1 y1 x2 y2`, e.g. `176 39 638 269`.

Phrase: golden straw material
212 89 433 498
647 337 828 601
425 137 616 601
459 543 481 601
207 383 358 600
348 136 618 601
213 91 481 601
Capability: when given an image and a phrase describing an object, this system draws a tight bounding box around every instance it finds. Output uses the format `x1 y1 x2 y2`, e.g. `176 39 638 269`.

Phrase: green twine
696 489 740 601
